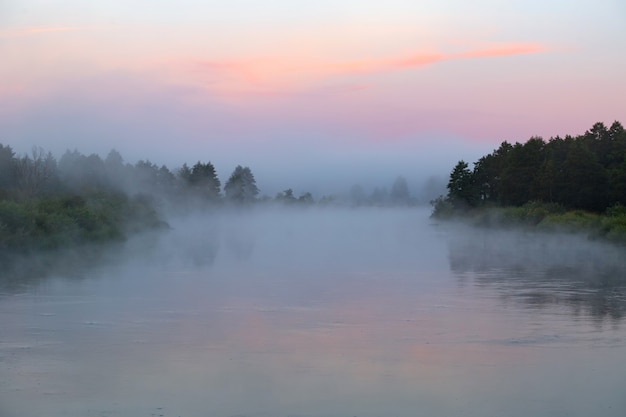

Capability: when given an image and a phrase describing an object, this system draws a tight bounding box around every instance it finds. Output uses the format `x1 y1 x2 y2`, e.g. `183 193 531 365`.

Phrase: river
1 207 625 417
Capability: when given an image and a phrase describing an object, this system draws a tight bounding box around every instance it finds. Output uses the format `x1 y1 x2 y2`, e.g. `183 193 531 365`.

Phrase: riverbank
432 201 626 245
0 191 167 259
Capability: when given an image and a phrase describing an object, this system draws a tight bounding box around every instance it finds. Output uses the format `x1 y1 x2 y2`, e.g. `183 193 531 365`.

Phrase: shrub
430 195 455 219
0 191 167 253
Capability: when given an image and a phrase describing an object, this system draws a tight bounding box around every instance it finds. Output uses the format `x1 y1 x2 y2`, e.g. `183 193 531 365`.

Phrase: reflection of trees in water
0 244 118 293
0 228 173 293
447 227 626 322
183 232 256 265
186 237 220 267
224 235 254 261
0 216 261 293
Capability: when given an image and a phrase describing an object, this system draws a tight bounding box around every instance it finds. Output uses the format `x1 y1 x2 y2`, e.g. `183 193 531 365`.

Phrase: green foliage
499 137 545 206
460 201 564 228
521 201 565 225
435 129 626 243
188 161 221 199
429 195 455 219
275 188 297 204
297 192 315 205
439 200 626 245
224 165 259 204
472 141 511 203
58 150 109 192
318 195 336 205
447 160 478 208
272 189 315 206
0 144 16 192
600 204 626 243
437 120 626 219
539 210 601 231
0 192 165 254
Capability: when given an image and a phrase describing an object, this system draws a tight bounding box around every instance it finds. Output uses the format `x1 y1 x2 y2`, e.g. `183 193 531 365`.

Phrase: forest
4 119 625 259
432 121 626 242
0 143 414 258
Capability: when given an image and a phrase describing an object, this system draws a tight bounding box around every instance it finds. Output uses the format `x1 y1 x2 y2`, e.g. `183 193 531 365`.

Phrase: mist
2 125 626 417
1 71 492 200
3 0 626 413
3 198 626 417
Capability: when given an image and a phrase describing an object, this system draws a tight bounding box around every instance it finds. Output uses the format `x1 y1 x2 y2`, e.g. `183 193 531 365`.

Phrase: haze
2 0 626 195
2 205 626 417
2 1 626 416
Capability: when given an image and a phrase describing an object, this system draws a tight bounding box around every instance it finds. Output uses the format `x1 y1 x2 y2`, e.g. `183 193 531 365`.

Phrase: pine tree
447 160 477 208
189 161 221 200
224 165 259 204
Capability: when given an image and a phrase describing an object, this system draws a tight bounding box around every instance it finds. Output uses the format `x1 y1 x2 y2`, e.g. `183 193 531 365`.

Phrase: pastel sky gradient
1 0 625 193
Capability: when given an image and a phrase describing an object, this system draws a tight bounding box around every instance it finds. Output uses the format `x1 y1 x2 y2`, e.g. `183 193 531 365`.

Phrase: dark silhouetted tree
556 141 608 211
447 160 477 208
472 141 512 204
157 165 175 189
189 161 221 200
438 120 626 214
275 188 296 204
58 150 108 191
104 149 128 190
177 163 191 183
298 192 314 205
135 160 159 186
14 147 59 199
0 144 16 194
224 165 259 204
499 137 545 206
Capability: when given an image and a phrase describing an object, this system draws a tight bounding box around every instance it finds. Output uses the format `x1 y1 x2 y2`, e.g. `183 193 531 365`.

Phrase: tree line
0 146 264 254
0 143 418 255
0 144 418 209
0 146 262 206
434 121 626 214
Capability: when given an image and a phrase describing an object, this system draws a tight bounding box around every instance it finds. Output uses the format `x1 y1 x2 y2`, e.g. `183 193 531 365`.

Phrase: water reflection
2 209 626 417
0 245 119 293
446 225 626 322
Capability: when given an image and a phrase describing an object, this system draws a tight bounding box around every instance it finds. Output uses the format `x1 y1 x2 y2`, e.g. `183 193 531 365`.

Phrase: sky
1 0 625 195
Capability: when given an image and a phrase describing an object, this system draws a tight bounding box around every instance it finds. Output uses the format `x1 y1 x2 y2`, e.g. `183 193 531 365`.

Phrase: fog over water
1 207 626 417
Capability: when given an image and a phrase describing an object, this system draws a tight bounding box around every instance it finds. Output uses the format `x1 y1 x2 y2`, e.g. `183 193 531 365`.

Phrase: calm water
1 207 625 417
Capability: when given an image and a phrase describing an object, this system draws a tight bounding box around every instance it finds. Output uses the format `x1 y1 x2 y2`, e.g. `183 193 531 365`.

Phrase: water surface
1 207 625 417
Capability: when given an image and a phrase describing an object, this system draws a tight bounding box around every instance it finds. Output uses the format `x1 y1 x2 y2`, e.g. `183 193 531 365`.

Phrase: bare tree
14 146 57 199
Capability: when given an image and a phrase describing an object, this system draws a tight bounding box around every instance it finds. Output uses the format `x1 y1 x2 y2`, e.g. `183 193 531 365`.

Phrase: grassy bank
432 200 626 245
0 191 167 255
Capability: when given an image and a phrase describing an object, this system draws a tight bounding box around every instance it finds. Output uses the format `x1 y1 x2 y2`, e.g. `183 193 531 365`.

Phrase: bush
540 210 601 231
0 191 166 254
0 200 38 251
600 204 626 243
430 195 455 219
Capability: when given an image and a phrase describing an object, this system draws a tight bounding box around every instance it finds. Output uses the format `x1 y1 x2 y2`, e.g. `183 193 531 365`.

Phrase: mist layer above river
1 207 625 417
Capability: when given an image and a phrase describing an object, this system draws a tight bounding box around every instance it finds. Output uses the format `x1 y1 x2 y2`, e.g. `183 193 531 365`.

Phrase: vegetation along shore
431 121 626 244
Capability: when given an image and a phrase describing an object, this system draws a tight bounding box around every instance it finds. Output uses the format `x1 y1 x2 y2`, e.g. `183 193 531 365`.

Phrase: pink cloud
332 42 545 74
187 42 546 92
453 43 545 59
393 53 447 69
